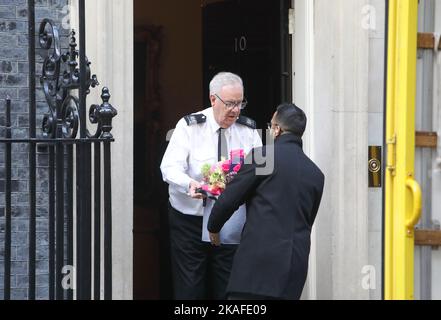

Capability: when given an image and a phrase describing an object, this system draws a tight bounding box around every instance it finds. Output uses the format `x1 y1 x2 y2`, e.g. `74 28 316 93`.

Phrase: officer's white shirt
160 107 263 217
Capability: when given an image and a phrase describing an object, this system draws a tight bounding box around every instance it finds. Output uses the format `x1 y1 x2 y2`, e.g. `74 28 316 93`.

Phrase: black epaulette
184 113 207 126
236 115 257 129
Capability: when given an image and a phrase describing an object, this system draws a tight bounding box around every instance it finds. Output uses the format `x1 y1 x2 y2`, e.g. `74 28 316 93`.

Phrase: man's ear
210 95 216 106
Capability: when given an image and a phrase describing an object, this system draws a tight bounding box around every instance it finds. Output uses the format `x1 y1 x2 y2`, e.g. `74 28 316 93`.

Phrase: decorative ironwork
89 88 118 139
1 2 116 300
1 0 117 300
39 19 115 139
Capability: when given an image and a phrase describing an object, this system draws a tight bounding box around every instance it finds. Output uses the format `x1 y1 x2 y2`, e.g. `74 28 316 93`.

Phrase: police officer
160 72 262 300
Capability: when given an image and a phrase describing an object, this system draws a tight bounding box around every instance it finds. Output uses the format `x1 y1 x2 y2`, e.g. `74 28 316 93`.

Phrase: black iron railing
1 0 116 300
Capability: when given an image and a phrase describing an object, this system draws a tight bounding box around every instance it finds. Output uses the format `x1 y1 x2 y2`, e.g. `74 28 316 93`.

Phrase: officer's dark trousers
169 204 237 300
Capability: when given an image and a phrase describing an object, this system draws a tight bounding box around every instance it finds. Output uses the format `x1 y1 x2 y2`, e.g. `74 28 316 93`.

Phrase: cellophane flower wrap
200 149 245 197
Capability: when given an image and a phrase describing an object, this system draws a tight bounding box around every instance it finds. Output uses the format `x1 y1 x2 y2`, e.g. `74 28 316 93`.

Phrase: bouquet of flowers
198 149 245 203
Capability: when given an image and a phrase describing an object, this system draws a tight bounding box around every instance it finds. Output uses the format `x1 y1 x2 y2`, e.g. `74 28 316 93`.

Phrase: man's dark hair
275 103 307 137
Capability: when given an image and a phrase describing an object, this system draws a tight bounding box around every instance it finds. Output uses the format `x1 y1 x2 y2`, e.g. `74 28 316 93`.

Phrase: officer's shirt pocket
189 149 215 181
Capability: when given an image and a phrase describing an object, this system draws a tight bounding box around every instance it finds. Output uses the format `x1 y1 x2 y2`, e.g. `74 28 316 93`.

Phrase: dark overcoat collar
275 133 303 149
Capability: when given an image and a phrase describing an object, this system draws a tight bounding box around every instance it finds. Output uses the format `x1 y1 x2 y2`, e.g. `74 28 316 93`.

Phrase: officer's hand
209 232 221 247
189 180 204 199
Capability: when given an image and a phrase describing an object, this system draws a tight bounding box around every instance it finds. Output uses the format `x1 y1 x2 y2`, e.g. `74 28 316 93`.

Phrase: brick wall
0 0 70 300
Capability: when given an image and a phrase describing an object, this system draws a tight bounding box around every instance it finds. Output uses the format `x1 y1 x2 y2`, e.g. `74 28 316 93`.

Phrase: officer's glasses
267 122 280 130
215 94 248 110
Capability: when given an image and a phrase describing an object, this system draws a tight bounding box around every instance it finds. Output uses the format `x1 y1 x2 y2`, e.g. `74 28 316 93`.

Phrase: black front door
203 0 292 131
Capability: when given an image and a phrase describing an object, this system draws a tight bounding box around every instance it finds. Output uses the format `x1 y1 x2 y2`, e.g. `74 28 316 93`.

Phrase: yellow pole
385 0 422 300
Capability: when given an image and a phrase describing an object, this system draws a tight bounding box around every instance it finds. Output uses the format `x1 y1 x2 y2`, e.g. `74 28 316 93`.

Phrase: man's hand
189 180 204 199
209 232 221 247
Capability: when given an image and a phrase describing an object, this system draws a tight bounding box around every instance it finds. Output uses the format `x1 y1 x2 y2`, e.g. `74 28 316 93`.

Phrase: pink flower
233 164 241 173
209 186 223 196
230 149 245 160
221 160 232 173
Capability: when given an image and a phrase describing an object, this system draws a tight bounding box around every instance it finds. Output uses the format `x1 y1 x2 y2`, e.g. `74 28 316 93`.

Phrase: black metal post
75 143 80 297
79 0 87 140
28 0 37 300
83 143 92 298
94 143 101 300
77 0 92 300
76 142 92 300
104 141 112 300
49 146 55 300
67 145 74 301
75 144 82 298
55 138 65 300
4 97 12 300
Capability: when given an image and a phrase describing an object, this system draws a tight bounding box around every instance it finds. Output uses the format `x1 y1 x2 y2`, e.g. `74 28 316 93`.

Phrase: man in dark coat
207 103 325 300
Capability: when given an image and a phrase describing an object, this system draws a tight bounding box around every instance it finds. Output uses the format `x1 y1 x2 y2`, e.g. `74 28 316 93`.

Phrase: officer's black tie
218 128 228 161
